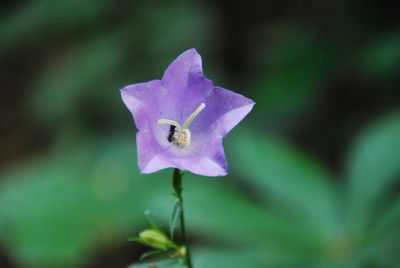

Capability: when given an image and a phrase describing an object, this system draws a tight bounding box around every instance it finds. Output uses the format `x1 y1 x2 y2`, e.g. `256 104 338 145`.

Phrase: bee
167 125 176 142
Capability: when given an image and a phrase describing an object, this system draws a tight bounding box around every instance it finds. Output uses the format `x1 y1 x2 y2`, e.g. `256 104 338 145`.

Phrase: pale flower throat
158 103 206 147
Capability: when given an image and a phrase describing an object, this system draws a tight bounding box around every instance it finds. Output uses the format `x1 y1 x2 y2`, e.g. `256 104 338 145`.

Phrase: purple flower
121 49 254 176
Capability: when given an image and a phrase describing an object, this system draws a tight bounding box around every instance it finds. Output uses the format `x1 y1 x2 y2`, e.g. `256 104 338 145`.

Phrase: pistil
158 103 205 147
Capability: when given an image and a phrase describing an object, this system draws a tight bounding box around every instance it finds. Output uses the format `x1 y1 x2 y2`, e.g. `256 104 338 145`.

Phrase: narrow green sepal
170 199 182 239
144 213 162 232
140 249 164 260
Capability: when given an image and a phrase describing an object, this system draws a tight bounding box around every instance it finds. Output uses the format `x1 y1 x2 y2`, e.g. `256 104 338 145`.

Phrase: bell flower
121 49 254 176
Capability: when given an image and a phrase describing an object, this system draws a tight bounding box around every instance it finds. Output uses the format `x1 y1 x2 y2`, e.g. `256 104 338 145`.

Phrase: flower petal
136 130 171 174
120 79 182 131
190 86 255 137
121 49 255 176
161 48 213 123
141 140 228 177
162 48 203 92
120 80 163 131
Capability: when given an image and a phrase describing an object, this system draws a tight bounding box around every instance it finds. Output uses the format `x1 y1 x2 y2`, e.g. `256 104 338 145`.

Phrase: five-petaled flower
121 49 254 176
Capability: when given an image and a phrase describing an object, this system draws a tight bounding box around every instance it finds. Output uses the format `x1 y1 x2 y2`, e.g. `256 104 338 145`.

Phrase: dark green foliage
0 0 399 267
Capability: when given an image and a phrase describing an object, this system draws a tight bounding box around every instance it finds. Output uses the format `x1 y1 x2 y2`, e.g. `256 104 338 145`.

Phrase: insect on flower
121 49 254 176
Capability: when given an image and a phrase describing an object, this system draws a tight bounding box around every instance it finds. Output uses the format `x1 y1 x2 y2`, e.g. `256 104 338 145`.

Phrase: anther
157 103 205 147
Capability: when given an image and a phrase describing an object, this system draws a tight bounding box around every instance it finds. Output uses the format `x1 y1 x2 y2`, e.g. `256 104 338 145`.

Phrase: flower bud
178 246 187 257
139 229 172 250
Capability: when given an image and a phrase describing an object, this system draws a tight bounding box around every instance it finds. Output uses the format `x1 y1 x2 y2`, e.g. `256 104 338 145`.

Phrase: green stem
172 168 193 268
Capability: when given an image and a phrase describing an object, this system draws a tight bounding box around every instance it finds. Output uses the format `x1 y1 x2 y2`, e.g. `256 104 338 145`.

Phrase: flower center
158 103 206 147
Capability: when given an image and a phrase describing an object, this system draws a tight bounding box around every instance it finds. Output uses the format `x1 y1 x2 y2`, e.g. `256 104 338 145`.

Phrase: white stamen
157 103 205 148
182 103 206 130
157 119 182 129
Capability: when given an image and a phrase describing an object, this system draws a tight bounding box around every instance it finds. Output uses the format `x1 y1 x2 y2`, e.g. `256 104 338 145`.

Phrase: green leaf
170 199 182 239
128 258 184 268
127 237 141 243
150 175 324 253
226 128 339 239
193 247 306 268
194 248 265 268
367 196 400 244
0 0 112 53
28 33 125 127
0 135 167 267
253 26 338 131
346 110 400 236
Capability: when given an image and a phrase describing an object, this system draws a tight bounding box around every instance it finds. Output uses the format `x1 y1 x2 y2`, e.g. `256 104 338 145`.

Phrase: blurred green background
1 0 400 267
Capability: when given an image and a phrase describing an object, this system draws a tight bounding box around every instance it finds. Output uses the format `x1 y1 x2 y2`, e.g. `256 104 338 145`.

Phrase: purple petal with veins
120 48 255 177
